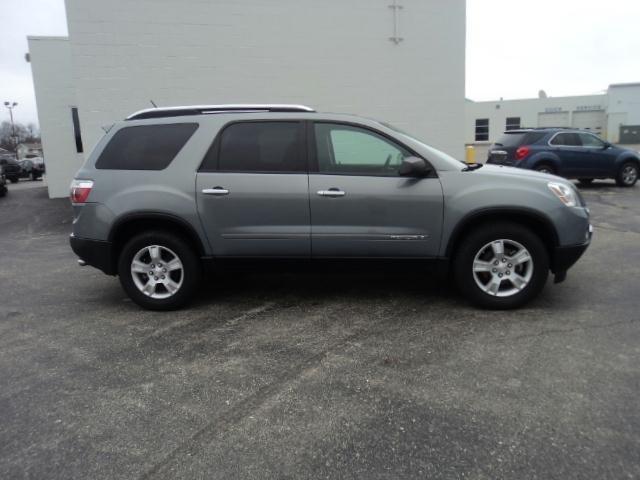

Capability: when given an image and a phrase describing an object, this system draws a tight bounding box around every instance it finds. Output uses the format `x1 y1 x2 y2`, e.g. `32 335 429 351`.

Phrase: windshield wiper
462 163 484 172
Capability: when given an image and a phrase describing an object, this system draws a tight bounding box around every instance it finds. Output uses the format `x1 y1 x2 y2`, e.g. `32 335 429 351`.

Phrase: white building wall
63 0 465 158
465 94 608 144
607 83 640 143
465 95 608 162
27 37 84 199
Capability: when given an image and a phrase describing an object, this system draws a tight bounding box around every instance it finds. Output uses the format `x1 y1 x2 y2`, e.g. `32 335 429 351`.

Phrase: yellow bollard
465 145 476 164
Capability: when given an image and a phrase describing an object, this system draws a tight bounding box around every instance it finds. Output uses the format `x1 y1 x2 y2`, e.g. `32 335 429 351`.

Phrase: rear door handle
202 187 230 196
317 189 346 198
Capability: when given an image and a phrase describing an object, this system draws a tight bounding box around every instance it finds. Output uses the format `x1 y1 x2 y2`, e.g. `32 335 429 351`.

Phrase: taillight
515 146 531 161
70 179 94 205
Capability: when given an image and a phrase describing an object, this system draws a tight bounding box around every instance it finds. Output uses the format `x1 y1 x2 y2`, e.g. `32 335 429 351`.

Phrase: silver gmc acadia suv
70 105 592 310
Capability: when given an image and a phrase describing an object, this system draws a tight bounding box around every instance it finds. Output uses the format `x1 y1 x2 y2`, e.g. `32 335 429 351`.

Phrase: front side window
96 123 198 170
314 123 410 176
217 122 304 172
550 132 581 147
578 132 605 148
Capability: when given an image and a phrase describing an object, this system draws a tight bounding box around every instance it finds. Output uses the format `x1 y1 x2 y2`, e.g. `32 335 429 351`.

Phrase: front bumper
69 234 116 275
551 224 592 282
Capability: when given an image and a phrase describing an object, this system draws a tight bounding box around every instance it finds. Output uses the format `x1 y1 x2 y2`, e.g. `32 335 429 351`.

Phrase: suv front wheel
453 223 549 309
118 231 201 310
616 162 638 187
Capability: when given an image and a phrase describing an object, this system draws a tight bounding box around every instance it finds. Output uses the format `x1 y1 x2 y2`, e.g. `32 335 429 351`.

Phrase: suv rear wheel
616 161 638 187
118 231 201 310
534 163 555 175
453 223 549 309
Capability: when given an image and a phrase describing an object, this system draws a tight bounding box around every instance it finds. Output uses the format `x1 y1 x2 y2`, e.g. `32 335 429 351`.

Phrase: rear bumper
69 234 115 275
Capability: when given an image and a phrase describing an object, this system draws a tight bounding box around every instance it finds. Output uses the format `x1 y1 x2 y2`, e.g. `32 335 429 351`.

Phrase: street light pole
4 101 18 159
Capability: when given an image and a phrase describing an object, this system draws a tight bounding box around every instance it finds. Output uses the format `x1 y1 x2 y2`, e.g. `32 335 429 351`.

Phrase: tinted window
216 122 304 172
578 132 605 147
495 131 546 147
314 123 410 176
71 107 84 153
96 123 198 170
550 132 581 146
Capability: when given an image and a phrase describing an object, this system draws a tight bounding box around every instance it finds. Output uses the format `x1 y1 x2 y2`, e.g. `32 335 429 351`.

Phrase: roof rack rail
125 104 316 120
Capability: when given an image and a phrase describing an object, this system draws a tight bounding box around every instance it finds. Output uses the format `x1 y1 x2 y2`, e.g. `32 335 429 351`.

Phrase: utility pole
4 101 18 159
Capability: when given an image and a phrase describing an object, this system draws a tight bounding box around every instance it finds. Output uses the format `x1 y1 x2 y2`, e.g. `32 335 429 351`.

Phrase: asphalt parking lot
1 180 639 479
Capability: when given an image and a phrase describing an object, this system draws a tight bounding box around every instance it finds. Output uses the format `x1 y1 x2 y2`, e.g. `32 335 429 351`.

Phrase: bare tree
0 121 40 152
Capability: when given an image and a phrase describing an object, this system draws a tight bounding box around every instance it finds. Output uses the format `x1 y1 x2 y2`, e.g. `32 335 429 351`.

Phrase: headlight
547 182 577 207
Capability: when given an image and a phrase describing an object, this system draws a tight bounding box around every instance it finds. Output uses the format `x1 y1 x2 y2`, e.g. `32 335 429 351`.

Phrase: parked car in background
70 104 591 311
487 128 639 187
19 156 45 180
0 156 21 183
0 165 7 197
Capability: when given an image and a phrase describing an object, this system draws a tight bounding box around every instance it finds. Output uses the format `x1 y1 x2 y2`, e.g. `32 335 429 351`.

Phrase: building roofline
27 36 69 41
609 82 640 88
467 92 607 104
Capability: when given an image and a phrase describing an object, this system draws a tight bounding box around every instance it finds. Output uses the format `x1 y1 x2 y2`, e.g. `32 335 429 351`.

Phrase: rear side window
215 122 305 172
495 131 546 147
95 123 198 170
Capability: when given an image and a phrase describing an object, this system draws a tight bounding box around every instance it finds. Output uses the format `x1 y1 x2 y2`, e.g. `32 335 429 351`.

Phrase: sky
1 0 639 126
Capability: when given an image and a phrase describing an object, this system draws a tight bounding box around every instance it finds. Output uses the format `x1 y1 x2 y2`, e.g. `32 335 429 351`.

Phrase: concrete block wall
64 0 465 158
28 37 84 199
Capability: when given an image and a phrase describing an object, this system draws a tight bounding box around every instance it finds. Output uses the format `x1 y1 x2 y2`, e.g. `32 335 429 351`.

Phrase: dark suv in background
0 156 21 184
487 128 639 187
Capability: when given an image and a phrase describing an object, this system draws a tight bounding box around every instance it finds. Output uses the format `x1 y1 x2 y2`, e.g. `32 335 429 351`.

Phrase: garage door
538 111 570 128
572 110 606 134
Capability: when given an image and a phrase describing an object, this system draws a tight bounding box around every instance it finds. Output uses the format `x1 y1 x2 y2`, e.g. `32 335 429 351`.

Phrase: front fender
438 170 589 257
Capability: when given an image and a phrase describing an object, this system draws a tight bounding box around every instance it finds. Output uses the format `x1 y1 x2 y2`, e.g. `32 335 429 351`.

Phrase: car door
308 122 443 258
196 120 311 257
548 132 590 177
577 132 616 177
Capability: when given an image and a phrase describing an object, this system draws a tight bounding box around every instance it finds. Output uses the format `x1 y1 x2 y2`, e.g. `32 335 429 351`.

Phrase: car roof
125 104 316 121
501 128 596 134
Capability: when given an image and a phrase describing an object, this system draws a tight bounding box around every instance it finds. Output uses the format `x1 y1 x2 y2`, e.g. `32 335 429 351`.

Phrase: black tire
615 161 638 187
578 178 594 186
534 163 555 175
8 176 18 184
453 222 549 309
0 187 6 198
117 231 201 310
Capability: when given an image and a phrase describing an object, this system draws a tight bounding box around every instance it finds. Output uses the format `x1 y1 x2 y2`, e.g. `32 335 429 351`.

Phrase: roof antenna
150 100 158 108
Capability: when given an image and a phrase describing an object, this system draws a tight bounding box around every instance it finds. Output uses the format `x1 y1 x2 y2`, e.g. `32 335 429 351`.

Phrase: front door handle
317 188 346 198
202 187 230 196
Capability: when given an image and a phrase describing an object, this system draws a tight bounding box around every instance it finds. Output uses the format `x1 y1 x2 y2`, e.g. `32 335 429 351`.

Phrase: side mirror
399 156 431 177
602 142 612 149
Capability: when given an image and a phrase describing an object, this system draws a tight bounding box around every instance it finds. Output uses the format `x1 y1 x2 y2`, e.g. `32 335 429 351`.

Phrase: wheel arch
446 207 560 260
108 212 207 272
529 154 560 172
616 153 640 169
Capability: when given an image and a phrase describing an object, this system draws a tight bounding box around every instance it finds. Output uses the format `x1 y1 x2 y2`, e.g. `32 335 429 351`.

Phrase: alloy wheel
472 239 534 297
130 245 184 299
622 164 638 185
